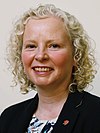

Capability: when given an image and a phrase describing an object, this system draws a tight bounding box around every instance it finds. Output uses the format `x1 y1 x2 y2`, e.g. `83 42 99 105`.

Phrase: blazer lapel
52 91 84 133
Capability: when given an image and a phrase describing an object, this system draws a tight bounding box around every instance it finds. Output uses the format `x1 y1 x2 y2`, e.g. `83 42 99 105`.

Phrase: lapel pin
63 120 69 125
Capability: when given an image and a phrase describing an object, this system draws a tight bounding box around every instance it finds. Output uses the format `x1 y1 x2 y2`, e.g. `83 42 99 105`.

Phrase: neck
38 88 69 104
35 84 69 120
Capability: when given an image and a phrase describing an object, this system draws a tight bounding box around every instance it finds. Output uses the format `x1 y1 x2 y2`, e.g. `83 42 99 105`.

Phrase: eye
49 44 61 50
25 44 37 49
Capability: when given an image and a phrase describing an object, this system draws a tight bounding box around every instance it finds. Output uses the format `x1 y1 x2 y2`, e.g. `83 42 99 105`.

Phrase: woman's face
22 17 75 88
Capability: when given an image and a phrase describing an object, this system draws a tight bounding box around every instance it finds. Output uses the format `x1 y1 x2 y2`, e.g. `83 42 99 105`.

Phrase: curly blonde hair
7 4 97 93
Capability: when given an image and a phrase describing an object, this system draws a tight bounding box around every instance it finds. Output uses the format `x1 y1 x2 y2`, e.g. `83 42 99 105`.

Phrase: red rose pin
63 120 69 125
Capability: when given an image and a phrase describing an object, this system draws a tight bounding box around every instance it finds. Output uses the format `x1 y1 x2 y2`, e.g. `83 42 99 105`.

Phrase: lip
32 66 54 72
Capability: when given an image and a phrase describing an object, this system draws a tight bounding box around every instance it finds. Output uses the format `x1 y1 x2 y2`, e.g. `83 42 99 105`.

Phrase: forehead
24 17 69 39
23 17 72 45
23 17 72 48
25 17 66 31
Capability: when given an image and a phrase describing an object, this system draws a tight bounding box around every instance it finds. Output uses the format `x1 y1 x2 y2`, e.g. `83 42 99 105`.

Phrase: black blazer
0 91 100 133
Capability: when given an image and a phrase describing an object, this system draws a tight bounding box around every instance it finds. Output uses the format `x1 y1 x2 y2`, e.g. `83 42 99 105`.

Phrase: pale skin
22 17 75 120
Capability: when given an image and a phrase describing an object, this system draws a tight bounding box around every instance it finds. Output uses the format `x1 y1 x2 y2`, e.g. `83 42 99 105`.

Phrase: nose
34 48 49 62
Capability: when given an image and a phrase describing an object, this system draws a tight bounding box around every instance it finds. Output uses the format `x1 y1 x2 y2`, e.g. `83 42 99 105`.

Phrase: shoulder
80 91 100 131
72 91 100 131
0 94 38 132
69 90 100 114
1 97 33 116
69 90 100 109
78 91 100 120
0 94 38 123
83 91 100 107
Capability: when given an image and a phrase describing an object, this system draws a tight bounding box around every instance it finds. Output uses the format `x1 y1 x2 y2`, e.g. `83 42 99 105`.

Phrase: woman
0 4 100 133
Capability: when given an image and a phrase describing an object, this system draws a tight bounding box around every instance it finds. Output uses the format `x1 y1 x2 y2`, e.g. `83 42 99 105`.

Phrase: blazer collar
52 91 85 133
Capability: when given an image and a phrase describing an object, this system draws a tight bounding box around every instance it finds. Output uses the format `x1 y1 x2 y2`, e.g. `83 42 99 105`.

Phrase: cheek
21 52 33 67
51 51 74 67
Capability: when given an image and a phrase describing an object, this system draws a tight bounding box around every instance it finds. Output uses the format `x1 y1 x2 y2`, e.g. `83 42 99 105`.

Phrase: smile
33 67 53 72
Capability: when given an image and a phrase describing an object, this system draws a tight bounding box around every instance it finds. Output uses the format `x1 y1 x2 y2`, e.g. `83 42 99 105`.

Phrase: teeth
34 67 51 72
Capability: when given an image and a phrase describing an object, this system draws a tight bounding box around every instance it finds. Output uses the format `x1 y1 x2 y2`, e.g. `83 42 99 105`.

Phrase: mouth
32 66 53 72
